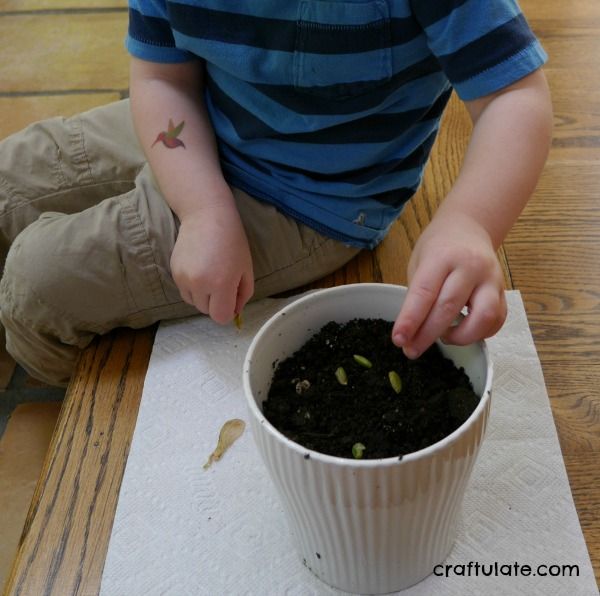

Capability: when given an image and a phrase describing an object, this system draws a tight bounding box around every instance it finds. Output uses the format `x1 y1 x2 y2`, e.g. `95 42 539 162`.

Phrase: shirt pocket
293 0 393 100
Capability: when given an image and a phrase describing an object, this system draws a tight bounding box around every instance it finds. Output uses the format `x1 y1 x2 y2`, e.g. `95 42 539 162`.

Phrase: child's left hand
391 211 507 358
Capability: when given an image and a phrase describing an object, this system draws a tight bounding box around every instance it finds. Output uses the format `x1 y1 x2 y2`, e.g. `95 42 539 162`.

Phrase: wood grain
0 1 126 10
0 94 121 139
563 453 600 576
521 0 600 20
0 402 61 589
5 328 154 595
0 13 128 93
505 4 600 586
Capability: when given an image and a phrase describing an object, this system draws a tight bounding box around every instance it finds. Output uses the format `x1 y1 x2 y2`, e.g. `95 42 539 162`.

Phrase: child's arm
129 57 254 324
392 69 553 358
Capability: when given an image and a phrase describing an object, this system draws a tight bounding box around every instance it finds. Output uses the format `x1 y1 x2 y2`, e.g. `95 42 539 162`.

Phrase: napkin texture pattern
100 291 596 595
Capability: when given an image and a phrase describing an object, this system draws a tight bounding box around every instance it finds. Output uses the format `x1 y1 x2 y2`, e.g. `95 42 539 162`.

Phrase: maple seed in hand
152 119 186 149
234 312 243 330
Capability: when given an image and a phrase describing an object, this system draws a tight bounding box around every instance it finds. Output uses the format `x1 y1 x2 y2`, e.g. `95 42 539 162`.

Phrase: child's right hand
392 211 507 358
170 201 254 324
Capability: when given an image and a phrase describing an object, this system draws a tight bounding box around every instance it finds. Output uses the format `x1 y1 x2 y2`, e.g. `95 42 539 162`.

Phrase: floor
0 347 64 586
0 1 129 588
1 0 599 589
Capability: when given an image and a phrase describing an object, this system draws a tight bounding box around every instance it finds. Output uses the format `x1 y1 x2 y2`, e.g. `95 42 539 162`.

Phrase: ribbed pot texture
244 284 493 594
250 396 489 593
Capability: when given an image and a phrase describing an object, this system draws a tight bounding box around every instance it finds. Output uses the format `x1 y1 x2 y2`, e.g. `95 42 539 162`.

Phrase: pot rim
243 283 493 468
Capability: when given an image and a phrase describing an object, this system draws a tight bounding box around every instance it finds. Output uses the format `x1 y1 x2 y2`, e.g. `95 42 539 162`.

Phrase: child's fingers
442 284 507 345
194 295 210 315
392 259 450 347
182 286 209 314
181 289 195 307
209 269 255 325
399 268 474 358
208 283 238 325
235 273 254 315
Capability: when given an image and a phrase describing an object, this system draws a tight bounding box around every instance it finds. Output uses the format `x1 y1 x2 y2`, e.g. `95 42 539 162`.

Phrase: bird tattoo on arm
152 119 186 149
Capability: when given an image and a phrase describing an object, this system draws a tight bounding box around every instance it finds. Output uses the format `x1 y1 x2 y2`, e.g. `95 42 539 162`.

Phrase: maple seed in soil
262 318 480 459
353 354 372 368
388 370 403 394
352 442 366 459
335 367 348 386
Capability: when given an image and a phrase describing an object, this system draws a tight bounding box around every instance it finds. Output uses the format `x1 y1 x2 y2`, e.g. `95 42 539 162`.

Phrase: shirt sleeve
410 0 548 100
126 0 194 63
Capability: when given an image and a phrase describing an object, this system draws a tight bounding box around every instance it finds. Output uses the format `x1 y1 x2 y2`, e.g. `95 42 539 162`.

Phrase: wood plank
489 4 600 580
521 0 600 20
563 453 600 584
5 328 154 596
545 66 600 158
523 162 600 207
505 111 600 582
0 402 61 590
545 68 600 111
512 167 600 363
0 1 125 11
0 94 121 139
538 363 600 454
539 34 600 70
523 312 600 359
0 13 129 93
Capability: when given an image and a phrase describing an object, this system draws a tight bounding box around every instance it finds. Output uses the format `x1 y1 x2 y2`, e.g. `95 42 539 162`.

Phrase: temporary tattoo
152 119 186 149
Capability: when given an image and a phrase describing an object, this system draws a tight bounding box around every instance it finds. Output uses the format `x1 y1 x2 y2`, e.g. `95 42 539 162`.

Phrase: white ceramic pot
243 283 492 594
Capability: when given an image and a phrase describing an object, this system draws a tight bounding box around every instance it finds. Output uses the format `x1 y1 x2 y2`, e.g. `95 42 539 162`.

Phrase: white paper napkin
100 291 597 595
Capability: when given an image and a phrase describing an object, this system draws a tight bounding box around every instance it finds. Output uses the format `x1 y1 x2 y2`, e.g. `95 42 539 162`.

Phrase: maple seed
203 419 245 470
335 367 348 386
152 118 186 149
234 312 243 330
295 379 311 395
352 442 366 459
353 354 372 369
388 371 402 394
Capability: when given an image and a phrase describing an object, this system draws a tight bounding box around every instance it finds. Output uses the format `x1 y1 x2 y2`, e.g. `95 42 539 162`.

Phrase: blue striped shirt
127 0 547 248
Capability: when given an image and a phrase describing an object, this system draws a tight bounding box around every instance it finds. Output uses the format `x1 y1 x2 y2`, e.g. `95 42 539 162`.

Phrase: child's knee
0 222 87 386
1 217 93 345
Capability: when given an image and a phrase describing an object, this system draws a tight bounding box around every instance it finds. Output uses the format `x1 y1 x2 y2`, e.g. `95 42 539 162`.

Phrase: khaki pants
0 100 359 386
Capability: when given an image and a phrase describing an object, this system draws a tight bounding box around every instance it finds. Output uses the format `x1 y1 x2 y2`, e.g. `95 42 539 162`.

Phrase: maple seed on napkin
203 419 246 470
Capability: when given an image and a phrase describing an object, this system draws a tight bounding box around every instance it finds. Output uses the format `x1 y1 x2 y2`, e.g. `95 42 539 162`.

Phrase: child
0 0 552 386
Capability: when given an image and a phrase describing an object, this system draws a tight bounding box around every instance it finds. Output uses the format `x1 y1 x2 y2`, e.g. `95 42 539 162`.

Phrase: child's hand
392 212 507 358
170 201 254 324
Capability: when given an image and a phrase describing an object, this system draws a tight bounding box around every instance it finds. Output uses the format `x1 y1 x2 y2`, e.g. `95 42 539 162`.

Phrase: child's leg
0 99 143 270
0 161 184 387
0 171 358 387
0 103 359 387
234 187 360 301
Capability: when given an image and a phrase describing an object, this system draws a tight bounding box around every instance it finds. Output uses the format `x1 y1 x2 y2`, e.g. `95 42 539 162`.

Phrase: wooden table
5 89 600 593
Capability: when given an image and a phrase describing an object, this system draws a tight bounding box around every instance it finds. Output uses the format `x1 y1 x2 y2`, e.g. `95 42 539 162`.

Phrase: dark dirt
262 318 480 459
